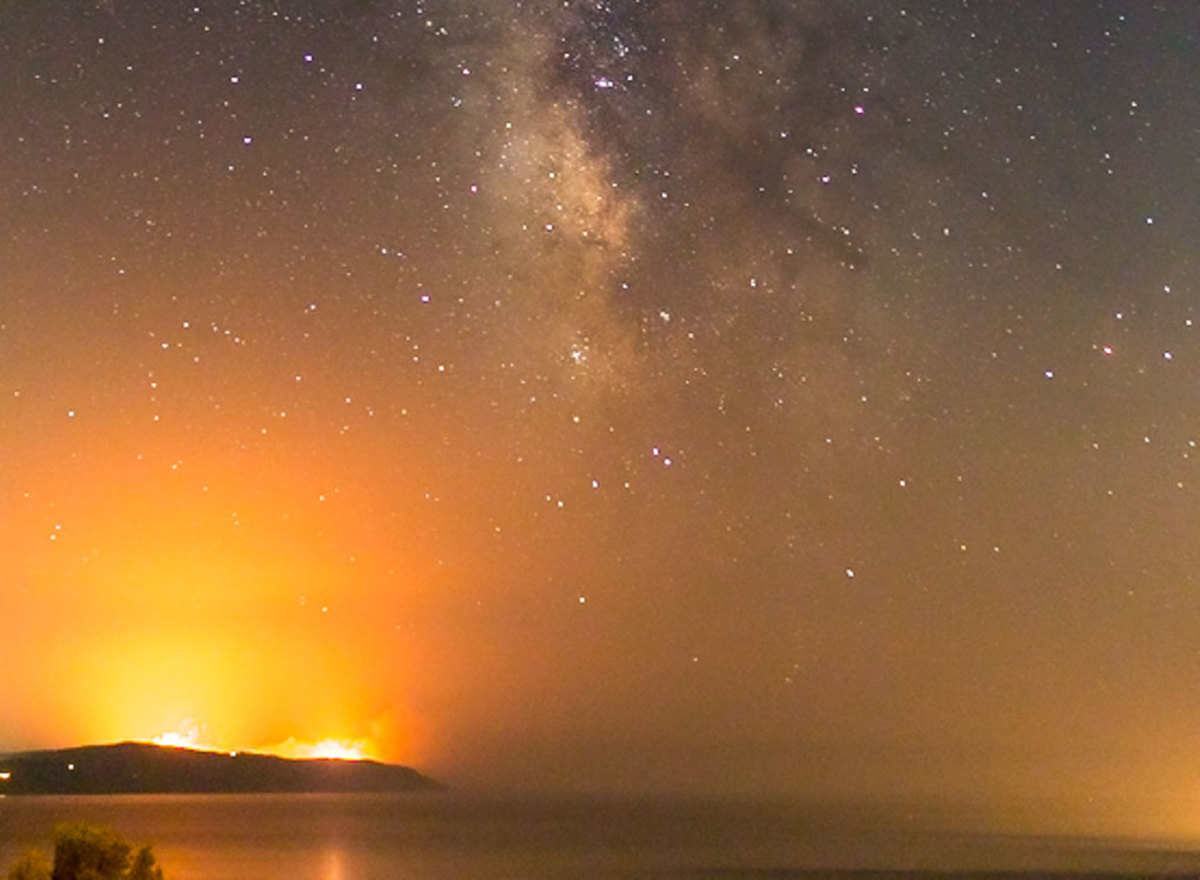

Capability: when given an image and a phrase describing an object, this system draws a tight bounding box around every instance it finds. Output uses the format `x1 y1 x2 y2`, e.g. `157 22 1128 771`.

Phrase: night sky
3 0 1200 827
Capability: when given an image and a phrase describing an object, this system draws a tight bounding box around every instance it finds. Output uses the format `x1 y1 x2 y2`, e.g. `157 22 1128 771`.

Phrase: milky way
3 0 1200 821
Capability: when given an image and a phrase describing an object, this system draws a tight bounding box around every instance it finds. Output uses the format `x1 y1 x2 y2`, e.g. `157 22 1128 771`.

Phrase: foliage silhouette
6 850 50 880
5 824 162 880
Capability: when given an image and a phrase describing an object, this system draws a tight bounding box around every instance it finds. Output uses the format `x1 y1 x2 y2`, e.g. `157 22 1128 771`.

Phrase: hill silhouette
0 741 441 794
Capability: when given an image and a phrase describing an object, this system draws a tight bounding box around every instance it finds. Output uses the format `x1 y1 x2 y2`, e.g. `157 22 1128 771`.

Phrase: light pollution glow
5 0 1200 840
151 727 371 762
5 438 439 772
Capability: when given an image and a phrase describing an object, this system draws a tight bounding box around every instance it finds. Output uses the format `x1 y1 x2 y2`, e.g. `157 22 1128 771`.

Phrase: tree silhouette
6 825 163 880
125 847 162 880
6 850 50 880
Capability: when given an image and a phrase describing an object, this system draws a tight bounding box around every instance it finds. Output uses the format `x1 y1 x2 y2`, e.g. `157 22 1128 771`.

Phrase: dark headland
0 741 442 794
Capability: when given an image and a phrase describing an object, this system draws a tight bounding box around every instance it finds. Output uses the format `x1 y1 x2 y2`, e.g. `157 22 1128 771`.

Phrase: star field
3 0 1200 817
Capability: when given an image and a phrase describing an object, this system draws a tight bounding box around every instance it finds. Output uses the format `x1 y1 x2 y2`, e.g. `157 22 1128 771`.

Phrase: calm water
1 793 1198 879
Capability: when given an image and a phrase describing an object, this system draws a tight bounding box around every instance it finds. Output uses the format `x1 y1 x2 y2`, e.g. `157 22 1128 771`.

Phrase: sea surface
1 793 1198 879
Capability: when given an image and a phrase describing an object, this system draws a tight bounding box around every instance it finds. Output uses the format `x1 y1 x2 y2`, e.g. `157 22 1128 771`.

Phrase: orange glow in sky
151 729 209 751
11 0 1200 834
1 431 439 772
271 738 373 762
150 726 372 762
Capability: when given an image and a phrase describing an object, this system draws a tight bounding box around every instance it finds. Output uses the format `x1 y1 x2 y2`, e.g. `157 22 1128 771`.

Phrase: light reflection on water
321 847 345 880
2 793 1199 880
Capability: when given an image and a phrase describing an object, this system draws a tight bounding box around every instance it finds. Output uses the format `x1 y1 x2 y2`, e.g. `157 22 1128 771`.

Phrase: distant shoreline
0 741 442 795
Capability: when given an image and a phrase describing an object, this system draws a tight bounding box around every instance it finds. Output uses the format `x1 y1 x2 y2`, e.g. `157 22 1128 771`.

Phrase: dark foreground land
0 741 441 794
